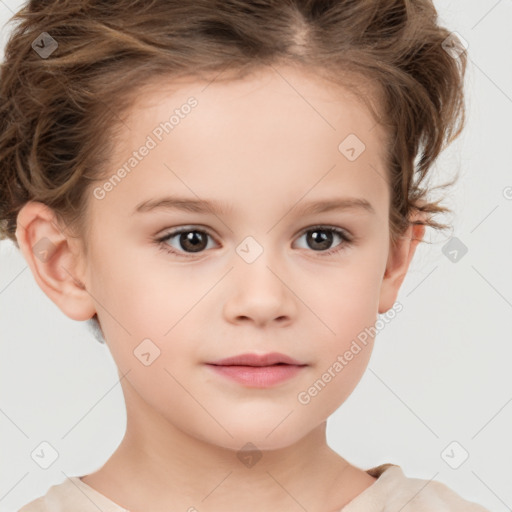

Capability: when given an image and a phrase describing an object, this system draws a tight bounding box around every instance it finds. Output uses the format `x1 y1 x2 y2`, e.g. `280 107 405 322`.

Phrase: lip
207 352 305 367
205 352 308 388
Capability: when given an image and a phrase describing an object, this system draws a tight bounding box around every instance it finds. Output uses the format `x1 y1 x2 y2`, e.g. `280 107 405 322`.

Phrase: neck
82 379 371 512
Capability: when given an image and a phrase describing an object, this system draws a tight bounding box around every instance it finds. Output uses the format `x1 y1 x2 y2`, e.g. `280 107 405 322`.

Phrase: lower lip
206 364 305 387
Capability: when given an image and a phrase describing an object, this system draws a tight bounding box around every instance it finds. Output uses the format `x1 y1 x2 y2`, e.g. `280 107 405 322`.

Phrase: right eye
155 227 218 257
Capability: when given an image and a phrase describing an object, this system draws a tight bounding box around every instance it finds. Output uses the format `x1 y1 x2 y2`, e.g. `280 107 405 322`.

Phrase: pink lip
205 352 308 388
207 352 305 366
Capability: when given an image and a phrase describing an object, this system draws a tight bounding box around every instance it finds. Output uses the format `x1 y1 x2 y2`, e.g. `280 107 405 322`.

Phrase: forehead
126 65 383 141
92 64 389 222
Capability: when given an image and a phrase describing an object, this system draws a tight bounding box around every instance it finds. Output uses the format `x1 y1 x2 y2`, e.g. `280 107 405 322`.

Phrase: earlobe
15 201 96 322
378 218 426 314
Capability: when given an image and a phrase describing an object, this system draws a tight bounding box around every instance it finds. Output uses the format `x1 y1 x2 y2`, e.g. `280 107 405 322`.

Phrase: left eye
155 225 352 258
294 226 352 255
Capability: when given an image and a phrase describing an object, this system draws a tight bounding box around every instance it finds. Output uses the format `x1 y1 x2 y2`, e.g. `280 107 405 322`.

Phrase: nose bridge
223 233 296 325
234 233 285 292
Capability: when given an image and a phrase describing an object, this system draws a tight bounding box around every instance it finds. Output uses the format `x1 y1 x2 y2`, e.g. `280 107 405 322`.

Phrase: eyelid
157 224 218 242
157 224 352 243
292 225 353 257
155 225 219 258
295 223 352 239
155 224 354 258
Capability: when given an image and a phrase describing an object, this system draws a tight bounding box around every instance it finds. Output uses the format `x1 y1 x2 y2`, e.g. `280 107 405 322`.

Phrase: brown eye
306 228 334 251
294 226 352 256
157 227 216 256
156 224 352 259
176 230 208 252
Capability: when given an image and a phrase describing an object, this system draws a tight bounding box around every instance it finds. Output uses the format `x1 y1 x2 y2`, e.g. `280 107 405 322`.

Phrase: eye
155 225 353 258
294 225 352 256
156 226 217 257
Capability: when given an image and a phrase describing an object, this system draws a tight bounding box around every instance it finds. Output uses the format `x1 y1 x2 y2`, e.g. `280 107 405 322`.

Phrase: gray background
1 1 511 511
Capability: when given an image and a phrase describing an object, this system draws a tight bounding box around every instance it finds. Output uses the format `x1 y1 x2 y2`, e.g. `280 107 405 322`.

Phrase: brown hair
0 0 466 339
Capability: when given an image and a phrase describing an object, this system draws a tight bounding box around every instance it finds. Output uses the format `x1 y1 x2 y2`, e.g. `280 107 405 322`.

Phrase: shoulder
18 476 128 512
342 463 491 512
18 477 82 512
18 495 46 512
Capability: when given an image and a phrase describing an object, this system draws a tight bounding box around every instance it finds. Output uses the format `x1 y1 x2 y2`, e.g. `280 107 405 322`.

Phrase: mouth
206 352 307 367
205 352 308 388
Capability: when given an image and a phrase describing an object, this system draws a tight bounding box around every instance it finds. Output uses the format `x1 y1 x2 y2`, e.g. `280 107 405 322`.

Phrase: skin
16 63 425 512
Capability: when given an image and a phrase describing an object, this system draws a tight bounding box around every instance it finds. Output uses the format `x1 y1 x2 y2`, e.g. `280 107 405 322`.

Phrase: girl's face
79 65 407 451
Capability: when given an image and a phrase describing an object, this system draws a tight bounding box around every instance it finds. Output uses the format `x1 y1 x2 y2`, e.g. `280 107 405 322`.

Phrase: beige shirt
19 463 490 512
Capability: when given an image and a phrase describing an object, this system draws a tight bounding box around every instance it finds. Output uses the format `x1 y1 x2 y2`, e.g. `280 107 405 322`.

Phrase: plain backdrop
1 1 511 511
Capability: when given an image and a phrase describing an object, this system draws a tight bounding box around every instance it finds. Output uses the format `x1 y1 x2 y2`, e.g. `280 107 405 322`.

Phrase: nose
222 249 297 328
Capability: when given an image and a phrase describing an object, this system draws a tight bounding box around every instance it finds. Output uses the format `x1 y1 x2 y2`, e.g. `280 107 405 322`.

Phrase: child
0 0 490 510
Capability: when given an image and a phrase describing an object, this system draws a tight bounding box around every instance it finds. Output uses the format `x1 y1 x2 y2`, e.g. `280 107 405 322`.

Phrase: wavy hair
0 0 467 340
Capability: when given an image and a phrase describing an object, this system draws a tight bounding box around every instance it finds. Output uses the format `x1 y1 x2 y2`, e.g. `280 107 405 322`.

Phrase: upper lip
207 352 306 367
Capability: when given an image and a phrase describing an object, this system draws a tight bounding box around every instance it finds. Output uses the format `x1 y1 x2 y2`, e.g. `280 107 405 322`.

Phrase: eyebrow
133 195 375 216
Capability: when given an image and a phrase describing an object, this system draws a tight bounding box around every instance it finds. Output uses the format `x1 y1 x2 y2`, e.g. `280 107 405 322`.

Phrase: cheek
309 247 386 396
313 256 385 343
94 262 207 379
298 269 383 418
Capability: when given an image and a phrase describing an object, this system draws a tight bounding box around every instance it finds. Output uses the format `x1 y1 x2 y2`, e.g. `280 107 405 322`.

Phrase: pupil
181 231 206 252
308 229 332 251
177 229 333 253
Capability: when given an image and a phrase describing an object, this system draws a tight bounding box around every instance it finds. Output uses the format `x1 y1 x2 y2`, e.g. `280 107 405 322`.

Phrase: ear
378 212 426 314
15 201 96 321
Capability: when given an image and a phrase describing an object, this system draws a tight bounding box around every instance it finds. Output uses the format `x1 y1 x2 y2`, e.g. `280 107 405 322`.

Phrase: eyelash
155 225 353 259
